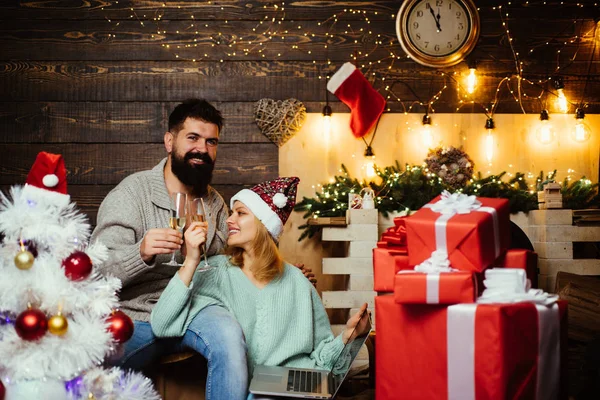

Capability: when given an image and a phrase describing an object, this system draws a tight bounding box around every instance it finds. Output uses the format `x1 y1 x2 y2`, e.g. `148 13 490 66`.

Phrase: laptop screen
328 311 372 396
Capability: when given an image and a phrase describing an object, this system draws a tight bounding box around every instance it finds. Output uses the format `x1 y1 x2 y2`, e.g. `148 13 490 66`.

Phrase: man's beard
170 150 215 196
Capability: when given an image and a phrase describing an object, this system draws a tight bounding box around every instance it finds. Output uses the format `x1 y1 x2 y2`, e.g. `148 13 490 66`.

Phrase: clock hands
428 6 442 32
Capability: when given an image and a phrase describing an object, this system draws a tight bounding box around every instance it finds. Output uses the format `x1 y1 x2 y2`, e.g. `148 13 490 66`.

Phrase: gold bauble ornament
48 312 68 336
14 249 35 270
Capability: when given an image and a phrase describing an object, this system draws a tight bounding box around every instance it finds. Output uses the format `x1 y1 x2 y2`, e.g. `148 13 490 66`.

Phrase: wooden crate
511 209 600 292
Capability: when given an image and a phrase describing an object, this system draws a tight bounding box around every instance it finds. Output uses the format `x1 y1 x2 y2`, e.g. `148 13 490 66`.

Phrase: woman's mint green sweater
150 255 346 373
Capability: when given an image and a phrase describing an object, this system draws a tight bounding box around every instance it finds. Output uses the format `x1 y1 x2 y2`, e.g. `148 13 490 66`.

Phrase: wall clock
396 0 480 68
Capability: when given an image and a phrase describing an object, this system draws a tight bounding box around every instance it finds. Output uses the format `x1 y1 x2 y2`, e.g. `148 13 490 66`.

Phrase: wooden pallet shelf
511 209 600 292
321 209 378 327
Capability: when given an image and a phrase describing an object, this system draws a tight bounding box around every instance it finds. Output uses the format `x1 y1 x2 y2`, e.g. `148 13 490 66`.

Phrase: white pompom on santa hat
230 176 300 242
23 151 70 205
327 62 386 138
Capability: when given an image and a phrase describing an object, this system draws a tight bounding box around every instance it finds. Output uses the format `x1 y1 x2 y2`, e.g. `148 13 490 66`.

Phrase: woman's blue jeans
114 305 248 400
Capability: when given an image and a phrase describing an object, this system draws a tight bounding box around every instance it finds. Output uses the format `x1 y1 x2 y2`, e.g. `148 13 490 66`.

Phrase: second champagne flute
165 192 187 267
190 197 214 271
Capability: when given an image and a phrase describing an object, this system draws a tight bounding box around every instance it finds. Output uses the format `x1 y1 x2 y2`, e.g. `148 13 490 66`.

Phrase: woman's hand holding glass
177 220 208 287
183 220 208 264
189 198 215 271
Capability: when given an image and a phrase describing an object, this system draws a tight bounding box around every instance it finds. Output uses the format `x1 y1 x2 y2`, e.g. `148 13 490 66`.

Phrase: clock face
396 0 479 67
407 0 470 57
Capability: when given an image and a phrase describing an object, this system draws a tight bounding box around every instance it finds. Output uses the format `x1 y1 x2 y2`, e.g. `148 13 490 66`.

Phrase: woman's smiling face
226 200 258 249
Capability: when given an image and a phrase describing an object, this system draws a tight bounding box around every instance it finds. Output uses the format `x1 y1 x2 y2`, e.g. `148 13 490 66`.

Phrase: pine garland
561 176 600 209
369 162 445 217
295 165 364 241
294 162 599 241
461 171 538 213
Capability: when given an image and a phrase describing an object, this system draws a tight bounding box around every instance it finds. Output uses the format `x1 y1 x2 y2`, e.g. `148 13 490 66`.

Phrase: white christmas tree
0 152 160 400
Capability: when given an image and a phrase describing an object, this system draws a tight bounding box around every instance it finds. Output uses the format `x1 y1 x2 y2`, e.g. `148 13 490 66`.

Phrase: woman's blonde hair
225 216 284 282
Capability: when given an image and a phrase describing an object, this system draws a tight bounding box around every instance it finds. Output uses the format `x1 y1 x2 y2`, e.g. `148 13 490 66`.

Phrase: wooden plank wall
0 0 599 225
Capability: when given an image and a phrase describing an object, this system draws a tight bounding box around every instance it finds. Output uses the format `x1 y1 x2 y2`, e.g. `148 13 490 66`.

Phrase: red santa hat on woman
23 152 70 205
327 62 386 138
230 177 300 241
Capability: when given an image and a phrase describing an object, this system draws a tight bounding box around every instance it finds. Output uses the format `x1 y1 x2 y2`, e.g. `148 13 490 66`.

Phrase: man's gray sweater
90 158 228 322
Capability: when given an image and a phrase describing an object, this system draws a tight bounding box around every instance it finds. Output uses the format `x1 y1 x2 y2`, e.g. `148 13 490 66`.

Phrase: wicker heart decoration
254 98 306 147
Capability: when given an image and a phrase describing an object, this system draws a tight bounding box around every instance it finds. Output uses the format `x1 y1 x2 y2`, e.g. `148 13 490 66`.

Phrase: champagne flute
190 197 214 271
165 192 187 267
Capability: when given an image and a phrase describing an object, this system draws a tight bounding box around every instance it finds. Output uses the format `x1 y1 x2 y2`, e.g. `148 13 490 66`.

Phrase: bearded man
91 99 249 400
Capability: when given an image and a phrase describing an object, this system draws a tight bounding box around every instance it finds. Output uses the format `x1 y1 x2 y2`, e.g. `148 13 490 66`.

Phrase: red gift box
393 271 477 304
379 216 408 248
378 216 408 249
375 296 567 400
406 195 510 272
494 249 538 289
373 216 411 292
373 248 409 292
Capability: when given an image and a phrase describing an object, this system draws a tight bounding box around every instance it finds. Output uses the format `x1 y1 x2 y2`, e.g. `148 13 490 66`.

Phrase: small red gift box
393 271 477 304
375 296 568 400
406 195 510 272
373 216 411 292
373 248 409 292
494 249 538 288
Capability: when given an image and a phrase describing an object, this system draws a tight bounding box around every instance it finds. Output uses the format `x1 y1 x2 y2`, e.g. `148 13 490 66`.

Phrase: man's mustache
185 152 213 165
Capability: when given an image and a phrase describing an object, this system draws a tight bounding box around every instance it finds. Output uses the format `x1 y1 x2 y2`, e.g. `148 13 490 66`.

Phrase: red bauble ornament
0 378 5 400
15 308 48 341
62 251 93 281
107 310 134 343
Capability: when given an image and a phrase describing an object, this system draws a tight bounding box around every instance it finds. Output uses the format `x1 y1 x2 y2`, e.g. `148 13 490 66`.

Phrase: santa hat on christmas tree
327 62 386 138
230 176 300 241
23 151 70 205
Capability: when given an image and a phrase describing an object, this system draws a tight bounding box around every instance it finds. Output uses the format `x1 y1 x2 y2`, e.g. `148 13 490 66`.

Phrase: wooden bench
149 351 207 400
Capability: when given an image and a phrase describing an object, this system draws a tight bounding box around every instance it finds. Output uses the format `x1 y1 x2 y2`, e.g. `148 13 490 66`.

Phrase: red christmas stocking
327 62 386 138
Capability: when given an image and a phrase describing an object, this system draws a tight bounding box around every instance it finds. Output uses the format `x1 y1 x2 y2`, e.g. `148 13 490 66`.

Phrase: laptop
249 310 372 399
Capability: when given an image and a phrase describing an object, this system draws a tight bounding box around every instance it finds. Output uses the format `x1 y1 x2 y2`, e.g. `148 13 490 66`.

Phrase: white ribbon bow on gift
477 269 558 306
427 191 482 215
413 250 457 273
414 191 485 273
411 249 458 303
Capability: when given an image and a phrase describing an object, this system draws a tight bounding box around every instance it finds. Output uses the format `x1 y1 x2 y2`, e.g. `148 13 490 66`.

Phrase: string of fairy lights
101 1 600 204
101 1 599 113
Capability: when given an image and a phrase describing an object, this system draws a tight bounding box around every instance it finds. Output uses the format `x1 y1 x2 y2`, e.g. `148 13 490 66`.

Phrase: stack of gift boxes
373 193 568 400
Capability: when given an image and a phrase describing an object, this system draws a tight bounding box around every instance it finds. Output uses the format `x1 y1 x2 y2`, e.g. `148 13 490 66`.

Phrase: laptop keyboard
287 370 322 393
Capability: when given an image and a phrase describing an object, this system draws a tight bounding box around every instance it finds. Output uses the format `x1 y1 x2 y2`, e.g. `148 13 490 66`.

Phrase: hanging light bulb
322 104 332 137
466 59 477 94
572 108 591 142
422 112 433 148
363 145 376 179
484 117 495 163
535 110 555 145
553 77 569 113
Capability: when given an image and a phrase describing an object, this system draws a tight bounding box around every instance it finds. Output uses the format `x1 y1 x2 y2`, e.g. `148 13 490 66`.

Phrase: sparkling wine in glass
169 216 186 230
190 213 205 223
190 197 214 271
165 192 187 266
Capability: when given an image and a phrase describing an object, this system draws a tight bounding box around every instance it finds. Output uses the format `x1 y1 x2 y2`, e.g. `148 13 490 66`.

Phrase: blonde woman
151 177 369 398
